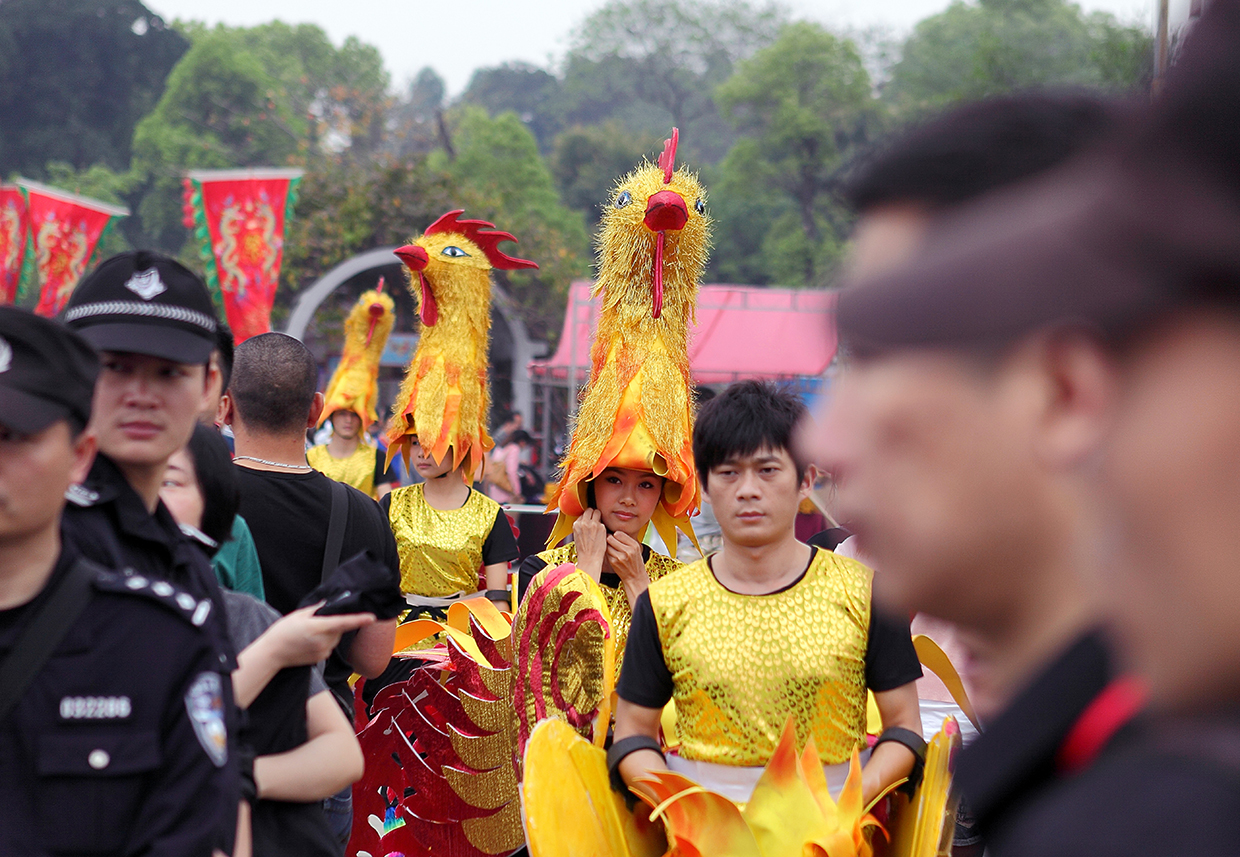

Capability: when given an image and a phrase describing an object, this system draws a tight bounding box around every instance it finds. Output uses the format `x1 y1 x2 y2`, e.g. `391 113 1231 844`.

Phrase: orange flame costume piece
546 129 713 550
385 211 537 479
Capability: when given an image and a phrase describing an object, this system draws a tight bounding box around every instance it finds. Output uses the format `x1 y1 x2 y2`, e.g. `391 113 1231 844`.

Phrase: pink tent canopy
529 281 837 385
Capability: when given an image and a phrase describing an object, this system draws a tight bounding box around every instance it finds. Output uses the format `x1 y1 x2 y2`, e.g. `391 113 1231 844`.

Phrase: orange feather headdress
317 281 395 431
385 210 537 480
546 130 712 551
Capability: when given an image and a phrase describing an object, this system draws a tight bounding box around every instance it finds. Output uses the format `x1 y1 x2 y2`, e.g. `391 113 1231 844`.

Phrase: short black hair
230 333 318 434
184 424 239 555
214 321 235 392
509 429 533 446
844 92 1115 213
693 380 808 489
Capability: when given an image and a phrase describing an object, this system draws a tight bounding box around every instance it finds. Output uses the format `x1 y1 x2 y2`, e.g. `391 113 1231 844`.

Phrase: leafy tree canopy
129 21 389 251
886 0 1151 112
714 22 875 285
432 106 590 339
0 0 188 178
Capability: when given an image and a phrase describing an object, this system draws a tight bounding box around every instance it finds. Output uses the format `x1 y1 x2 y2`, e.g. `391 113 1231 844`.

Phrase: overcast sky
145 0 1156 96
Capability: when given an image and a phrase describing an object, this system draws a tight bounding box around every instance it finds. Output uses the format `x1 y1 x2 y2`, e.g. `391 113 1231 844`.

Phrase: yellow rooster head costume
385 210 538 480
547 129 712 551
317 282 396 431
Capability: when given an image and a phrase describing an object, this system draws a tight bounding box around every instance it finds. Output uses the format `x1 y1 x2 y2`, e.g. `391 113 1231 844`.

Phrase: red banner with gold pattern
0 187 29 305
185 169 302 343
21 181 128 317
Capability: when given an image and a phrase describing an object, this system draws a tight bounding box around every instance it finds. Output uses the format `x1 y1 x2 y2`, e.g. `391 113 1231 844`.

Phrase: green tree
0 0 189 178
715 22 875 285
461 62 564 153
388 67 450 158
551 122 664 232
128 22 389 252
564 0 788 163
280 154 458 311
434 106 590 339
886 0 1151 112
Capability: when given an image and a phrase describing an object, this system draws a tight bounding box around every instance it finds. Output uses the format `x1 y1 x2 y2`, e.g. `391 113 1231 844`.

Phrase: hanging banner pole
184 167 303 343
18 179 129 317
0 186 29 305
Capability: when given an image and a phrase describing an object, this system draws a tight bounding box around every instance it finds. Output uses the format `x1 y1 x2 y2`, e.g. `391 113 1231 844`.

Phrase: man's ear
69 429 98 485
218 392 234 427
800 462 819 498
307 391 325 429
1034 330 1121 471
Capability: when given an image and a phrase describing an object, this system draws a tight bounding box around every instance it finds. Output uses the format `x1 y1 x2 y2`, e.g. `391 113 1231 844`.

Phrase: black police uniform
0 548 238 856
61 452 237 671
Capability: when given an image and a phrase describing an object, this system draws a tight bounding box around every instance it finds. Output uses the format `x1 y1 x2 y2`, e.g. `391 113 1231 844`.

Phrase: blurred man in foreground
815 3 1240 852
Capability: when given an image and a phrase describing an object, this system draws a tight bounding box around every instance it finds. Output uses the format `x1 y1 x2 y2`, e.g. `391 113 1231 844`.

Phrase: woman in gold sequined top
380 439 519 615
515 466 683 658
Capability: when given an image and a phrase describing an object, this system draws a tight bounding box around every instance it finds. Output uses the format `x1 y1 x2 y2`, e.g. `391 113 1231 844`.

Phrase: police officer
59 251 236 666
0 307 238 855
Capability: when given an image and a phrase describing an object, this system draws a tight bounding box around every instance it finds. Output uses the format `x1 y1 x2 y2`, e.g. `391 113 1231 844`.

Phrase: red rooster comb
423 209 539 270
658 128 680 184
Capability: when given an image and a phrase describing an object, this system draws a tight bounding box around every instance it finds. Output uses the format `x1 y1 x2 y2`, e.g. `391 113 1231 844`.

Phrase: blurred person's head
226 333 322 438
808 94 1117 697
820 0 1240 713
843 92 1114 281
64 252 220 495
160 424 239 557
0 308 99 555
695 381 811 549
329 409 362 441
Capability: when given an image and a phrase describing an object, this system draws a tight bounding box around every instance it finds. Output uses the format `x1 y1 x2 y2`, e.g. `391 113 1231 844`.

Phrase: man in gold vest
611 381 924 806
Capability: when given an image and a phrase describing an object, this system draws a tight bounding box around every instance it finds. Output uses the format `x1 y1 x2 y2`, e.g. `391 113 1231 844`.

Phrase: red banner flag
0 186 28 305
21 181 128 317
186 169 302 343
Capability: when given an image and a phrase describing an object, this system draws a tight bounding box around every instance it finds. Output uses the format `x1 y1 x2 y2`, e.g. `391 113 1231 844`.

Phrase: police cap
64 251 218 364
0 306 99 435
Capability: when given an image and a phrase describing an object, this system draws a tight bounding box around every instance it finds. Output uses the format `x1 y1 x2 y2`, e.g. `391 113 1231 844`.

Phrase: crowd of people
2 2 1240 855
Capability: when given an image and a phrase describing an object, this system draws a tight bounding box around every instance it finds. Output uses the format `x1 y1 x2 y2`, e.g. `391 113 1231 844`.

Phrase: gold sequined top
649 548 871 766
307 442 379 498
531 543 682 660
387 484 502 596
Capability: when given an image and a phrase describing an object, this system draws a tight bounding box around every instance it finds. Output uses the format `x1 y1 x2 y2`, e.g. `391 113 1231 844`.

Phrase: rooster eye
615 190 632 208
694 199 706 215
441 246 470 258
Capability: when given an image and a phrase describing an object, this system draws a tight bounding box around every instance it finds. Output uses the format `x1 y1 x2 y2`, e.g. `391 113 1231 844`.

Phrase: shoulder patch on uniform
185 672 228 767
93 569 213 627
65 483 100 507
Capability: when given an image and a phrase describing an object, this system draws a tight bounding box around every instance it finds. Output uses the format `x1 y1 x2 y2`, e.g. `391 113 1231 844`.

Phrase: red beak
644 190 688 233
395 244 429 271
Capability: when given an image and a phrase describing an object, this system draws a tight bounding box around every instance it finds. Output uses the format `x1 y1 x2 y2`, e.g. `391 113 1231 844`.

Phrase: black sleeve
516 554 549 604
865 605 923 692
616 591 675 709
807 527 852 551
373 449 392 486
379 492 392 517
481 507 520 566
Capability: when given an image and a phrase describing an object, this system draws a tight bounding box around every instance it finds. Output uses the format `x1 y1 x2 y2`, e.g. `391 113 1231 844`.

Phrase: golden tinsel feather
385 210 537 481
547 130 712 551
318 285 396 430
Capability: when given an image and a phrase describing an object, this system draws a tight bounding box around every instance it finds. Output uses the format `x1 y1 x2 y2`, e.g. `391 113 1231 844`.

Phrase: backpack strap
0 557 97 723
322 480 350 583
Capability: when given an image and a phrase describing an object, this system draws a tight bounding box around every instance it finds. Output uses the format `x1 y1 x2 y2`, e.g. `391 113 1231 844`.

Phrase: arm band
874 726 927 794
606 735 664 795
484 589 510 604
